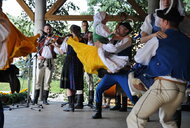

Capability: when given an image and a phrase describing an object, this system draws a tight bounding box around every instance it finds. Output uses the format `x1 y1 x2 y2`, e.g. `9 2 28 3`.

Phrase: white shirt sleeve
134 37 159 65
102 37 132 53
54 38 68 54
96 23 112 38
140 14 153 35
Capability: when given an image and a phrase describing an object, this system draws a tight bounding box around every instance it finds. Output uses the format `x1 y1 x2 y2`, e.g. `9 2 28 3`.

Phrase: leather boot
88 91 94 107
110 95 121 110
75 94 84 109
119 96 127 112
32 90 40 105
0 101 4 128
63 96 75 112
43 90 49 105
92 102 102 119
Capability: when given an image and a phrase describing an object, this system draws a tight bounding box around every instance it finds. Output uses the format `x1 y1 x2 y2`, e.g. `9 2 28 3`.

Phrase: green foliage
183 0 190 14
0 91 27 105
87 0 147 15
52 54 66 80
7 14 34 36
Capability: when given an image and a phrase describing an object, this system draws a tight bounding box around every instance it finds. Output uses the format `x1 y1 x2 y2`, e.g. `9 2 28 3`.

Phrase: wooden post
32 0 46 100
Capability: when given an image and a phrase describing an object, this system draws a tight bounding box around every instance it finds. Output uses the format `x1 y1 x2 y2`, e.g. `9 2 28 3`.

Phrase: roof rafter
16 0 34 21
45 15 142 21
127 0 147 20
46 0 67 15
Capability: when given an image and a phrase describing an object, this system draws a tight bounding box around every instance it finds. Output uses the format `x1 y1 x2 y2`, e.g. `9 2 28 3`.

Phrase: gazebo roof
16 0 147 22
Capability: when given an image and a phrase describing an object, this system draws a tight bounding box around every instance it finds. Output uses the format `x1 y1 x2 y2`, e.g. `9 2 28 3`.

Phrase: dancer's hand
153 31 167 39
38 56 45 60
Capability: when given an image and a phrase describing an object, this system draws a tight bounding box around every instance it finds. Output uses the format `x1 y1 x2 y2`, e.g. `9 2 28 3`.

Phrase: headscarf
93 11 107 27
159 0 185 16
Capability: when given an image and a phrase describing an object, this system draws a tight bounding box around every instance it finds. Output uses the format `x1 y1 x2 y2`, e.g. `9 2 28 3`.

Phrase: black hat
157 7 184 23
119 22 133 34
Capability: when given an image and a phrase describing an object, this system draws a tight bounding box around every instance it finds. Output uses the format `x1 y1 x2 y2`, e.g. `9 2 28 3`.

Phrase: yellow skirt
67 37 108 74
1 13 39 70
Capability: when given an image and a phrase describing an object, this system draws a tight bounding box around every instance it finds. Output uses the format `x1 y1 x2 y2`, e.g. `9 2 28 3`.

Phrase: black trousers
0 101 4 128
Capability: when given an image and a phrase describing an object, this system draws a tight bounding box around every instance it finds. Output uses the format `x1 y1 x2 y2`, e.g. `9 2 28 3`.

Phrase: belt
155 77 187 86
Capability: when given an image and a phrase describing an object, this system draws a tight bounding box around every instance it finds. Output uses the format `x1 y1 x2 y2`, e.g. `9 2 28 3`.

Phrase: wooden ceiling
16 0 147 22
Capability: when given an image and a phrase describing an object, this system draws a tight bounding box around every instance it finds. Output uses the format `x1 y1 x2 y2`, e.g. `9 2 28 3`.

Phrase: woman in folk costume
66 11 130 75
54 25 85 112
140 0 186 44
0 0 39 70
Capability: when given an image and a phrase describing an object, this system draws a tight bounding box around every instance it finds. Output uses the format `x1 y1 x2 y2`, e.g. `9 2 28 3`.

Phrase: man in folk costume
92 22 136 119
33 24 62 105
127 8 190 128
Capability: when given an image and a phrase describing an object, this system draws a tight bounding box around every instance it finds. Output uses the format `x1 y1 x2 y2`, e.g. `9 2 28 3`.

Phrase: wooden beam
46 0 67 15
127 0 147 20
16 0 34 21
45 15 142 22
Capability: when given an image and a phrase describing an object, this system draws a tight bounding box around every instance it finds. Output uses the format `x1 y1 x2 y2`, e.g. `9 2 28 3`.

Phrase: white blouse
95 23 112 39
98 37 132 73
140 13 160 35
134 37 159 65
102 37 131 53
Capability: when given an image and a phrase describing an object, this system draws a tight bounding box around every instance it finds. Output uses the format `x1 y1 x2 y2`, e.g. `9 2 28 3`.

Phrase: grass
0 78 64 94
0 74 100 101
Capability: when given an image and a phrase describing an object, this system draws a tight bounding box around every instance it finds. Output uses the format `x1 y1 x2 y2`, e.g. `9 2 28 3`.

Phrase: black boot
32 90 40 105
92 102 102 119
43 90 49 105
75 94 84 109
110 95 121 110
119 96 127 112
88 91 94 107
63 96 75 112
0 101 4 128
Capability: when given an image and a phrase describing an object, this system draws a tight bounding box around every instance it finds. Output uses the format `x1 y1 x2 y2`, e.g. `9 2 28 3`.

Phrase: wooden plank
45 15 142 21
16 0 34 21
46 0 67 15
127 0 147 20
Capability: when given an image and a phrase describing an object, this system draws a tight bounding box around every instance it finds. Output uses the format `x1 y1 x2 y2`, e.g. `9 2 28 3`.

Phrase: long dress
60 38 84 90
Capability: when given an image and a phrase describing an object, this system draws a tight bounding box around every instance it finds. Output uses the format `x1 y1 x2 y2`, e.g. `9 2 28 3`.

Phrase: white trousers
84 72 94 91
127 79 186 128
35 59 54 91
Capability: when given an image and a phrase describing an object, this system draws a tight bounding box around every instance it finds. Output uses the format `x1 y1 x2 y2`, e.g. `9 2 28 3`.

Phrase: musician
33 24 60 105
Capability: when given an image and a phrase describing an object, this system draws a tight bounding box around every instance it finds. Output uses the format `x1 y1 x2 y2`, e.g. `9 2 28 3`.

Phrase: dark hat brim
157 8 184 23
